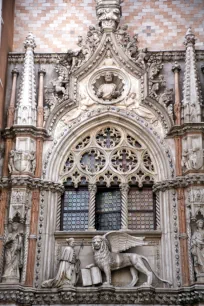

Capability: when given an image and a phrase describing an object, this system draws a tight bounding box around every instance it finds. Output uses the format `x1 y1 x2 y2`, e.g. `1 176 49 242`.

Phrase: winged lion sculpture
87 231 172 287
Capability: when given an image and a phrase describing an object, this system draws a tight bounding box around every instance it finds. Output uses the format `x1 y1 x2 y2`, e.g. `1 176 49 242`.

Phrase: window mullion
120 183 129 230
88 183 97 231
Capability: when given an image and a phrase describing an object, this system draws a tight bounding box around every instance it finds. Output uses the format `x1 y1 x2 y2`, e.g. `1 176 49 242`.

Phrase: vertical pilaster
37 68 46 128
177 188 190 285
7 67 19 128
120 183 129 230
25 189 40 286
88 184 97 230
2 138 12 177
172 62 181 126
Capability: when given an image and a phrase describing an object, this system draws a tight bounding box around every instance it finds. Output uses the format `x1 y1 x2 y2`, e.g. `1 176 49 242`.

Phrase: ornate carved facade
0 0 204 305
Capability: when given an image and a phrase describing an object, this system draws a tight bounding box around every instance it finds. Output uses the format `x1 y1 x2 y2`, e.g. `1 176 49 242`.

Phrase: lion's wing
104 231 148 253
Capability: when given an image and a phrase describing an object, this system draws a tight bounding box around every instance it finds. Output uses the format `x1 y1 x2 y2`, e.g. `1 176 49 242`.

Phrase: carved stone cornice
3 126 50 140
0 177 64 193
167 123 204 137
0 284 203 304
153 175 204 192
8 50 204 64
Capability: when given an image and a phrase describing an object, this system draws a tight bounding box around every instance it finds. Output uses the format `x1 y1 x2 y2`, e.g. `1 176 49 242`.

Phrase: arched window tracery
60 125 157 231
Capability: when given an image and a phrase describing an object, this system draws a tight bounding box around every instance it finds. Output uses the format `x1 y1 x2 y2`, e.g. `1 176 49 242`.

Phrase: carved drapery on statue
42 238 79 288
2 221 24 283
191 219 204 276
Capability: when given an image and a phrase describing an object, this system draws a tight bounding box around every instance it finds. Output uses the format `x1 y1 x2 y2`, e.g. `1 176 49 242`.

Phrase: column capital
12 67 19 76
88 183 97 193
172 62 181 73
38 68 46 76
120 183 129 193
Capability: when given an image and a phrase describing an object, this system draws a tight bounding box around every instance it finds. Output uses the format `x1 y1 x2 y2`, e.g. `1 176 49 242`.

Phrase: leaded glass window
62 187 89 231
128 186 155 230
95 188 121 230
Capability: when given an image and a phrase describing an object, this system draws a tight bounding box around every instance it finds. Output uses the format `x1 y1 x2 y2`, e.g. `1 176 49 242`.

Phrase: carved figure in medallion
2 222 24 283
191 219 204 274
87 232 172 287
42 238 79 288
97 72 121 101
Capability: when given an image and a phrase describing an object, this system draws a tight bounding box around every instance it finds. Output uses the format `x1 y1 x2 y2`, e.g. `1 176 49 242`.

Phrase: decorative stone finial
184 27 196 46
95 0 122 31
24 32 36 50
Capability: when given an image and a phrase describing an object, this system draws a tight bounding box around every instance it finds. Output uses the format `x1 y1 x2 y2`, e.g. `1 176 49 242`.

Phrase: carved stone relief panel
182 135 203 172
8 137 36 175
9 188 31 222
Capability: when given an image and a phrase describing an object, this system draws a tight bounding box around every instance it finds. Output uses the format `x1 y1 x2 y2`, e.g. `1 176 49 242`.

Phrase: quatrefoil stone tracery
80 149 106 174
111 148 138 173
96 127 121 148
61 126 156 184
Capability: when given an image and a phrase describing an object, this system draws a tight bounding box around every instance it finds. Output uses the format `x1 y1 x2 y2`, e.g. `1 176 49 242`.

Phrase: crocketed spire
15 33 37 126
182 28 202 123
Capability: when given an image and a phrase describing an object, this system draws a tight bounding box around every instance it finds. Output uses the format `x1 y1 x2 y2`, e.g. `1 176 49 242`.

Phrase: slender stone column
25 189 40 286
0 189 8 277
35 137 43 178
88 184 97 231
120 183 129 230
172 62 181 126
174 136 182 176
177 188 190 285
2 138 13 177
37 68 46 128
7 67 19 128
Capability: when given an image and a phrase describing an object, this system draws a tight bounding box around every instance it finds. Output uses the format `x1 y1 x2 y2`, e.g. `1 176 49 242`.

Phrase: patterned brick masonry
13 0 204 52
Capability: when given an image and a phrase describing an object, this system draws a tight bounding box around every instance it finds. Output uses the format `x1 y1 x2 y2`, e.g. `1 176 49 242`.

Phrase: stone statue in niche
96 72 122 101
124 92 157 124
42 238 79 288
191 219 204 275
86 232 172 287
2 221 24 283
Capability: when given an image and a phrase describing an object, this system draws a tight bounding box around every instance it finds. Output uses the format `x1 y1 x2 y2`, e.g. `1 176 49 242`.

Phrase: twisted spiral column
120 183 129 230
88 184 97 231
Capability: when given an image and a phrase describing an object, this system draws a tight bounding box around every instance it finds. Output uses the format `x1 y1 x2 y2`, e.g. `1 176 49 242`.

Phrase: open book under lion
81 266 102 286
